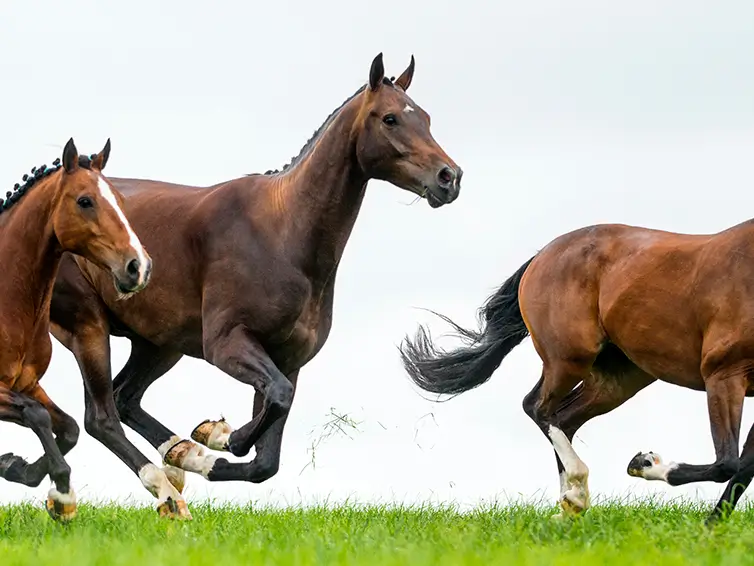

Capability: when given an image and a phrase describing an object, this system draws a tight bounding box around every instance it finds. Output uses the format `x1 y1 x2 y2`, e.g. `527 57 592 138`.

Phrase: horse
0 138 152 522
47 53 462 519
400 218 754 523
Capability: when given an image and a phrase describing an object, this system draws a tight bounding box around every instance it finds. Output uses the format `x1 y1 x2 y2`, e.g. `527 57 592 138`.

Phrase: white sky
1 0 754 511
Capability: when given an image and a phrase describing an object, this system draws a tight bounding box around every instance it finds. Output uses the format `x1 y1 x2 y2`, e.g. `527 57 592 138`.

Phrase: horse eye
77 196 94 209
382 114 398 126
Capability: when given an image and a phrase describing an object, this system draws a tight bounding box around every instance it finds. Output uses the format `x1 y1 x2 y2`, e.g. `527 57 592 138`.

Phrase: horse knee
714 458 740 482
269 379 294 415
58 417 80 452
249 458 280 483
84 412 116 443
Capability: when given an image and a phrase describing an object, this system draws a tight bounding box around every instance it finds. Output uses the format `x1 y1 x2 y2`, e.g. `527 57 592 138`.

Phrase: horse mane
254 76 396 177
0 154 96 216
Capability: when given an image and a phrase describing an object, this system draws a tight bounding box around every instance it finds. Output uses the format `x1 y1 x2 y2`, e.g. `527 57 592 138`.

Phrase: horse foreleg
0 385 80 489
190 371 299 483
627 366 746 486
165 326 294 483
0 384 76 522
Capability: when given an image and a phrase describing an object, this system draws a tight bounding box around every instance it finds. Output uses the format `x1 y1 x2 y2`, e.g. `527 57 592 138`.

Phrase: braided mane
0 154 96 216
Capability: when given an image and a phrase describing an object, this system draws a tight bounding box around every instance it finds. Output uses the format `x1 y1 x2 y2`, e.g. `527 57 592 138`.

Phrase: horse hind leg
523 357 596 517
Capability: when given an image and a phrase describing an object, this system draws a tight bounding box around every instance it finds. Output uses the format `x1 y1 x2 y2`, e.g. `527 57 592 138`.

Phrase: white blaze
403 103 415 113
96 174 148 284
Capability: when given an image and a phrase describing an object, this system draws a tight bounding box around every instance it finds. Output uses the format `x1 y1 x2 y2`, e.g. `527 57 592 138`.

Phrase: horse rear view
0 138 151 521
401 219 754 524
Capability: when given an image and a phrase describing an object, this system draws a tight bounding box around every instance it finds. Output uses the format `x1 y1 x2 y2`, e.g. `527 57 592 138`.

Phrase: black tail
399 256 534 398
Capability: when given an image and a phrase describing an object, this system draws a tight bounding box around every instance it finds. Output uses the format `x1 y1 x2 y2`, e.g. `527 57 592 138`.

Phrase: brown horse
0 138 151 522
400 219 754 523
47 53 462 518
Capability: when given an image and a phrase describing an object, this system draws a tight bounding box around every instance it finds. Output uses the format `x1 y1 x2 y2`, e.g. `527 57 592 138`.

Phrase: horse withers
401 220 754 523
48 53 462 519
0 139 152 521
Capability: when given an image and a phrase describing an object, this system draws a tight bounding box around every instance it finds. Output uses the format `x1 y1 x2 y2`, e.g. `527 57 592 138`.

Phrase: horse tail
399 256 535 397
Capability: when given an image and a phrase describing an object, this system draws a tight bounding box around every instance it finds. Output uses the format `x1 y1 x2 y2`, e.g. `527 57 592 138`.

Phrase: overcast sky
1 0 754 511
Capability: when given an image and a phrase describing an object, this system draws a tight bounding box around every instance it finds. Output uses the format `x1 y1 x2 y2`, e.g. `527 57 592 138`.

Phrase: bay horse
400 219 754 523
48 53 462 519
0 138 151 522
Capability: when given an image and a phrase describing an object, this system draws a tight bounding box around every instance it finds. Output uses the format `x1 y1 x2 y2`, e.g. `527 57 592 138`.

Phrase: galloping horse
400 219 754 523
49 53 462 518
0 139 151 521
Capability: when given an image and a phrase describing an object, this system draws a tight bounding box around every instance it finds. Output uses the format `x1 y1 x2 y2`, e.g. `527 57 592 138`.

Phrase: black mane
255 77 396 176
0 154 96 216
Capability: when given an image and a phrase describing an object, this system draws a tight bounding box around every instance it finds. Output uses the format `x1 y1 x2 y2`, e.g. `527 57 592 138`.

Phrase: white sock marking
548 425 588 479
637 453 678 482
138 463 181 502
158 435 183 460
96 174 148 285
178 443 218 479
48 487 77 505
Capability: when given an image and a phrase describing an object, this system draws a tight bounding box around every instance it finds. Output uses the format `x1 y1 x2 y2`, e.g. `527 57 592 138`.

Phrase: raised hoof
627 450 672 482
156 497 193 520
162 465 186 494
191 418 233 452
45 490 77 523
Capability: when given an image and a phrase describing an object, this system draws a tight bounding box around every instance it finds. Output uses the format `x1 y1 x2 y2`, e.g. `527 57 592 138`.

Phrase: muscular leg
521 358 594 517
708 420 754 523
627 365 747 486
112 337 184 452
0 385 79 488
52 323 189 519
189 370 299 483
164 325 294 483
0 384 77 521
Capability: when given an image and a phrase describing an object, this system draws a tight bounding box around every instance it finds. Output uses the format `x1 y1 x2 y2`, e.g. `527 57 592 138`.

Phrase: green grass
2 500 754 565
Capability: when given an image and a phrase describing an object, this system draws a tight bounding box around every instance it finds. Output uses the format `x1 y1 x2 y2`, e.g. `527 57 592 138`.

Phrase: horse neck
276 101 368 286
0 177 62 321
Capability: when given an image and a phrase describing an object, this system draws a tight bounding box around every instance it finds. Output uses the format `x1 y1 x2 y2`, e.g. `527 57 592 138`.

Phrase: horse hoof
559 485 589 517
156 497 192 520
191 418 233 451
626 451 672 481
45 489 77 523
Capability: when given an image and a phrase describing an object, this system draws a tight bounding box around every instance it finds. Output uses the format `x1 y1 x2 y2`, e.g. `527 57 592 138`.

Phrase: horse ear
62 138 79 174
91 138 111 172
369 52 385 92
394 55 415 92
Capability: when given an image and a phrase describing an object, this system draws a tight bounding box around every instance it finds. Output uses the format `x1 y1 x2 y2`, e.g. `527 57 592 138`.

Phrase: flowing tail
399 256 535 397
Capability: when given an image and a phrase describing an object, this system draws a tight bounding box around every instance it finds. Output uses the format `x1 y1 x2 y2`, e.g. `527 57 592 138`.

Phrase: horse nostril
437 166 455 188
126 258 141 278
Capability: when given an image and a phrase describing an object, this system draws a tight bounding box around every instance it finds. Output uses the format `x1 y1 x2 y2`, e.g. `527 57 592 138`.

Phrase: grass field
2 500 754 565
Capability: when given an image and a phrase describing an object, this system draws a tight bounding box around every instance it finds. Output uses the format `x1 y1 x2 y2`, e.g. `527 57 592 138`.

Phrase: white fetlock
162 465 186 494
138 463 192 520
627 451 678 482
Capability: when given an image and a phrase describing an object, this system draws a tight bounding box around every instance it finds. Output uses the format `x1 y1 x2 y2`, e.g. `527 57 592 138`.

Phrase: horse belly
602 309 704 390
